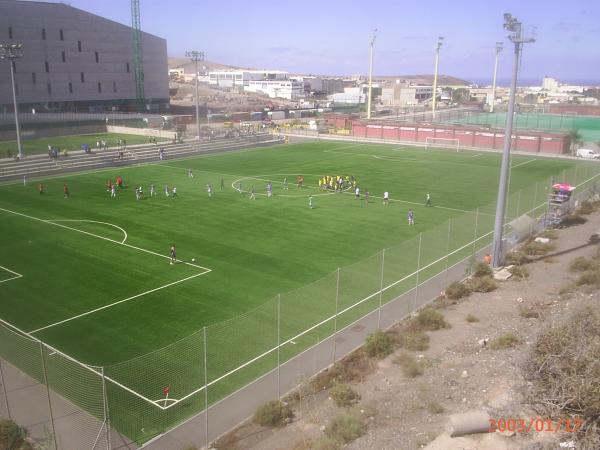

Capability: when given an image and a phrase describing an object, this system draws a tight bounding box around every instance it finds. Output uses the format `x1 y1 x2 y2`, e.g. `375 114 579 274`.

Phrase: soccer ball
192 258 195 262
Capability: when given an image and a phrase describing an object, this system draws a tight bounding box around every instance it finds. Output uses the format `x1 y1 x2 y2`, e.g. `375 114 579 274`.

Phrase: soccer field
0 140 590 442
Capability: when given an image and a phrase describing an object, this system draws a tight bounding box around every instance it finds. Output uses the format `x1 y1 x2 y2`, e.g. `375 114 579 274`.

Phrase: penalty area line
29 269 210 334
0 265 23 284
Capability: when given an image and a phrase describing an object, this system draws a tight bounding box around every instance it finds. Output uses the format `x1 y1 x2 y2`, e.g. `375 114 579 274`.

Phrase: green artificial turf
0 140 592 443
0 132 169 158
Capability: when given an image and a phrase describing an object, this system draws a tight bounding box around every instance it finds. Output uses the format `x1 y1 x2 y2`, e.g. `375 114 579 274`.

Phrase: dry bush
329 383 360 408
311 436 341 450
253 400 293 427
524 305 600 448
576 269 600 288
397 330 430 351
570 256 596 273
469 275 498 292
312 349 373 390
427 401 445 414
539 229 559 240
465 313 479 323
522 240 556 256
414 308 450 331
509 265 530 280
326 411 365 444
0 419 34 450
505 251 530 265
393 352 424 378
473 262 493 278
519 306 540 319
489 332 520 350
364 330 394 359
446 281 472 300
577 200 597 215
562 214 587 227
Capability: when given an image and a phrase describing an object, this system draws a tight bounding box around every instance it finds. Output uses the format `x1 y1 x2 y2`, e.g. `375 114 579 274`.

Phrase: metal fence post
444 219 452 288
203 326 208 450
472 207 479 259
0 359 11 420
277 294 281 400
531 182 538 236
414 233 422 310
39 343 58 450
516 189 522 217
101 367 111 450
333 268 340 365
377 249 385 329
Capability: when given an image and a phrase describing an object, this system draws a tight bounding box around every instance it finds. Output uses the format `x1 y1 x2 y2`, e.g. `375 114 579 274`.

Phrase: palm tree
567 129 583 155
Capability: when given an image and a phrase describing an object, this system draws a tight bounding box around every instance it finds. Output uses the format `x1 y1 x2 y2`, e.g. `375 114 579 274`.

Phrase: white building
380 82 433 107
293 76 344 95
244 80 304 100
208 70 288 89
328 87 366 104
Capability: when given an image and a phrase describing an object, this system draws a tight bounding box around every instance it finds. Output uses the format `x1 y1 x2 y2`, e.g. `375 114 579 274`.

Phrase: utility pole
491 14 535 268
489 42 503 113
186 50 204 140
0 43 23 159
366 29 377 119
431 37 443 119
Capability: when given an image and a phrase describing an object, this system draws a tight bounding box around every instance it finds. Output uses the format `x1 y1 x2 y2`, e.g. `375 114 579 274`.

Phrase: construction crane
131 0 145 111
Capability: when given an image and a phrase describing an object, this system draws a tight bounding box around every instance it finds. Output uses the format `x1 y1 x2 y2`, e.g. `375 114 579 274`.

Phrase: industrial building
380 82 433 107
0 0 169 112
208 70 288 89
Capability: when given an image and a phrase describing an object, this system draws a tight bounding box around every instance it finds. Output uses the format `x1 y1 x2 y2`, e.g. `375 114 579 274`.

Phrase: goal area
425 137 460 152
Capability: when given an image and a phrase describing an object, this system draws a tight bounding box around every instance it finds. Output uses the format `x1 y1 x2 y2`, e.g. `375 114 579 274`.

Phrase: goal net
425 137 460 152
533 106 545 114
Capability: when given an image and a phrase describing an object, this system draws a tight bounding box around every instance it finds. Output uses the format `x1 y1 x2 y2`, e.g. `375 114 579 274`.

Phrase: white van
576 148 600 159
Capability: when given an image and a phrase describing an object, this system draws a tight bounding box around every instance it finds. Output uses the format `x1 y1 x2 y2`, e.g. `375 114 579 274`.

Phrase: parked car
576 148 600 159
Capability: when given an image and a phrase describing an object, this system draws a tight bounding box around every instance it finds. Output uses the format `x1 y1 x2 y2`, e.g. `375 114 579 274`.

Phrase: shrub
561 214 587 227
0 419 33 450
524 305 600 448
576 269 600 287
539 229 559 240
364 330 393 359
326 411 365 444
505 251 529 265
311 436 342 450
329 383 360 408
469 275 498 292
393 352 424 378
578 200 596 215
427 401 445 414
465 313 479 323
446 281 471 300
312 349 373 390
570 256 595 273
415 308 450 331
398 330 430 351
473 262 493 278
489 333 520 350
520 307 540 319
522 240 555 256
508 265 530 280
253 400 293 427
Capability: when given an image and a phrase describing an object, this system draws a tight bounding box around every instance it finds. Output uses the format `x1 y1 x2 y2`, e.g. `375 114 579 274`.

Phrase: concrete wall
106 125 176 139
0 0 169 110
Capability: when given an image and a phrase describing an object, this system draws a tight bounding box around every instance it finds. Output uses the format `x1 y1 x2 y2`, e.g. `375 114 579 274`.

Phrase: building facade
0 0 169 112
208 70 288 89
381 83 433 107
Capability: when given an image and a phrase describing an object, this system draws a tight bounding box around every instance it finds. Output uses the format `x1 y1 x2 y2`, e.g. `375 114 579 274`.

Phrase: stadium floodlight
366 28 377 120
431 36 444 119
0 43 24 159
185 50 205 141
491 14 535 268
489 42 503 113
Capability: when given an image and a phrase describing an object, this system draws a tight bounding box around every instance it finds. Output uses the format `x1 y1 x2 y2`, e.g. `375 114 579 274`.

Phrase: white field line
29 271 208 334
512 159 536 169
49 219 128 244
0 265 23 284
0 207 210 272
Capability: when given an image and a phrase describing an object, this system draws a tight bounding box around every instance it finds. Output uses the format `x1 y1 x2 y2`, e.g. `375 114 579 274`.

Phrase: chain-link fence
1 160 600 449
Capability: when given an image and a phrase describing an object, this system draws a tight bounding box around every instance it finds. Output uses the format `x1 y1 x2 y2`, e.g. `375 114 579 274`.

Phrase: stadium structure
0 0 169 113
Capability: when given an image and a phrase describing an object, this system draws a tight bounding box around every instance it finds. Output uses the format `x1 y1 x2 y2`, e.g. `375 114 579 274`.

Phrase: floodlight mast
0 43 24 159
366 29 377 119
186 50 205 141
489 42 503 113
431 37 444 119
491 14 535 268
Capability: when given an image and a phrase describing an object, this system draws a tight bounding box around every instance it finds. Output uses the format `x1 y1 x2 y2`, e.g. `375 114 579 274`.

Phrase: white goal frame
425 137 460 152
533 106 545 114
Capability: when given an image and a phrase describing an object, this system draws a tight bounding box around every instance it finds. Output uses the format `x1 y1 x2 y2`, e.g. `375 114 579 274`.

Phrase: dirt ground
213 209 600 450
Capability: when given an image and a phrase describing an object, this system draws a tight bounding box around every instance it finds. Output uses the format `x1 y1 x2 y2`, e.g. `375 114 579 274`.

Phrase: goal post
425 137 460 152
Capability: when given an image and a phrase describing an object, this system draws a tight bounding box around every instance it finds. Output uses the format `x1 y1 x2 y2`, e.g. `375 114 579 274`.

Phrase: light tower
186 50 204 140
491 14 535 268
431 36 444 119
489 42 503 113
366 28 377 120
0 43 23 159
131 0 145 111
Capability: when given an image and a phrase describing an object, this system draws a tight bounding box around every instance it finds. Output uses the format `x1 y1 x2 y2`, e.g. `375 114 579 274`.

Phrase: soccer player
207 183 213 197
169 245 176 265
111 184 116 198
383 191 389 205
266 182 272 198
283 177 288 190
250 186 256 200
172 186 178 197
135 186 141 201
309 195 314 209
164 184 170 197
116 176 123 188
39 183 44 195
188 168 194 178
106 179 112 192
408 209 415 225
220 177 225 191
364 190 369 204
150 183 156 197
425 193 432 207
63 183 69 198
355 186 360 200
239 181 243 193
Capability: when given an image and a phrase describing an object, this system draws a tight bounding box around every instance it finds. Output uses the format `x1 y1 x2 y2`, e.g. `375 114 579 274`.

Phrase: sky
63 0 600 85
